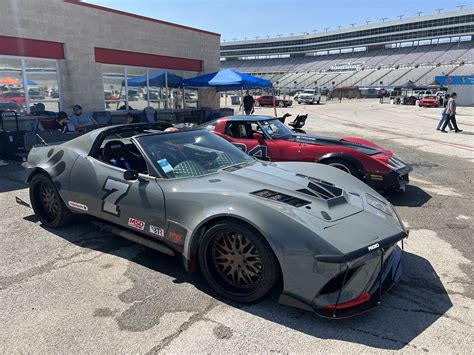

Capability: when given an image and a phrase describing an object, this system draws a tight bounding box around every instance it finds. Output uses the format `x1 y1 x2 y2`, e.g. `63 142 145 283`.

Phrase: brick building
0 0 221 113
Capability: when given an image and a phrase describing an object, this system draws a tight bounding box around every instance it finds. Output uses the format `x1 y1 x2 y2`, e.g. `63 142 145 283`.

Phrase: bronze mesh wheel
199 219 280 303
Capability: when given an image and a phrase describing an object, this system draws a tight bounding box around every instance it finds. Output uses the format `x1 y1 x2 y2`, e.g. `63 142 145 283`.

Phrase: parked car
297 89 321 105
23 122 408 318
0 91 25 106
419 96 440 108
205 115 412 192
0 101 23 113
127 89 140 101
255 95 292 107
28 88 45 100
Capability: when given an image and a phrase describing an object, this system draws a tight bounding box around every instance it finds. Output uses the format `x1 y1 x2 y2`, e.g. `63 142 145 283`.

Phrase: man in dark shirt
240 91 254 115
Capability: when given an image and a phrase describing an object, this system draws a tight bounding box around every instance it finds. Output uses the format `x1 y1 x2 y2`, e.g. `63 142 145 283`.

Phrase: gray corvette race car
23 122 407 318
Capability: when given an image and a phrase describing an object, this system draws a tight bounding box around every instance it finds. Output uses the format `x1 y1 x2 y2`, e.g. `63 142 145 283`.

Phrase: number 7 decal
102 178 131 216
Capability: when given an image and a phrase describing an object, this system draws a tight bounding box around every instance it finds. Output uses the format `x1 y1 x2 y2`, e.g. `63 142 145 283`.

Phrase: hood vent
252 189 310 208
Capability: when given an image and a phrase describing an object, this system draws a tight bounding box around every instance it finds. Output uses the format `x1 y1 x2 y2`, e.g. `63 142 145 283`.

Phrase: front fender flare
317 152 369 182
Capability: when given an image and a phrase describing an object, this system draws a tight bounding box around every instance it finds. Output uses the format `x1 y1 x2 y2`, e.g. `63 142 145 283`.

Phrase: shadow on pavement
386 184 432 207
23 215 452 350
0 162 28 193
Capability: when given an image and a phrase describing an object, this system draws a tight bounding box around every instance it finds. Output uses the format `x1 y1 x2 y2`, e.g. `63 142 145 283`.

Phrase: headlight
366 193 405 230
366 193 395 217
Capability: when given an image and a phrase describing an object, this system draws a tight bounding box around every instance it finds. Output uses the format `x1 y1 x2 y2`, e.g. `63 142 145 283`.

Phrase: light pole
456 5 466 10
324 27 330 32
337 25 342 29
435 8 443 13
350 23 356 27
415 12 423 16
366 20 371 25
397 15 404 20
379 17 388 22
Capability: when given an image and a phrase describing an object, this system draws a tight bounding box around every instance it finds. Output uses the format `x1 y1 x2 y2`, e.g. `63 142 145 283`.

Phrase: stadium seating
221 41 474 89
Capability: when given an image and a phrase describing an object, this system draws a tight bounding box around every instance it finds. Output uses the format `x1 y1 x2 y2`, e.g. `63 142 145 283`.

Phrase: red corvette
419 96 439 108
204 115 412 191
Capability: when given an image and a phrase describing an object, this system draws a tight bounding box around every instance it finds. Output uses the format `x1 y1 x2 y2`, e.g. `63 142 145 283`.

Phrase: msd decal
128 217 145 231
68 201 88 211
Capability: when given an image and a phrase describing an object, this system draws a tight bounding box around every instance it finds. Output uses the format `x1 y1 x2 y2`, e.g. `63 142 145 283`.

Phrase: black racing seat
288 114 308 129
102 140 132 170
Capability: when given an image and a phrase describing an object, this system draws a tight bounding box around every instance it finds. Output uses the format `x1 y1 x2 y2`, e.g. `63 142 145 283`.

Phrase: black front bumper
367 166 413 191
279 243 404 319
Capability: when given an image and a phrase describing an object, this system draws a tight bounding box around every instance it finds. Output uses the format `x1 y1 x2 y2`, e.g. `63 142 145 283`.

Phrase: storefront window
0 55 62 114
101 65 199 111
0 57 25 114
102 64 126 111
25 58 60 112
126 66 148 111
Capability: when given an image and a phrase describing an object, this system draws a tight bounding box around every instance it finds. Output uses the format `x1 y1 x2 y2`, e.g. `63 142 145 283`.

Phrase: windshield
259 119 293 140
136 130 254 179
302 90 315 94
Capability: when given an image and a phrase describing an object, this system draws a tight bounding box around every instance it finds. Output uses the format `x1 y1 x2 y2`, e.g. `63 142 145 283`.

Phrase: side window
226 122 254 139
92 131 149 174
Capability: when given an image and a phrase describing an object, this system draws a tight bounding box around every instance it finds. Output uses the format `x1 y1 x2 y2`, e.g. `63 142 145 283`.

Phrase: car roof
225 115 275 122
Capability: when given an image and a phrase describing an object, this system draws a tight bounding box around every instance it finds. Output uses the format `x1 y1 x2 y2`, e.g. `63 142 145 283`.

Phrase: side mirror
253 132 264 142
124 169 139 181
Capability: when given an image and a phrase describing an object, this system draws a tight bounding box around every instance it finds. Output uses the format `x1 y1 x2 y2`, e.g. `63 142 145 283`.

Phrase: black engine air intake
251 189 310 208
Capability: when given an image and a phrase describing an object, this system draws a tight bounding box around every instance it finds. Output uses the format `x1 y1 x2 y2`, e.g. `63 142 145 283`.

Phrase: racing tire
278 101 285 108
298 101 301 105
30 173 73 228
323 158 359 178
199 219 280 303
316 99 320 104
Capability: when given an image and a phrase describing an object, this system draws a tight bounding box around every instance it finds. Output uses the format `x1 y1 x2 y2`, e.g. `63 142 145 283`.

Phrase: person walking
440 93 462 133
436 94 453 131
240 90 255 115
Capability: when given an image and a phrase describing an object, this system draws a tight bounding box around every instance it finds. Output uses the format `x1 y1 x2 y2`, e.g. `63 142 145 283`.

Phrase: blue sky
87 0 468 40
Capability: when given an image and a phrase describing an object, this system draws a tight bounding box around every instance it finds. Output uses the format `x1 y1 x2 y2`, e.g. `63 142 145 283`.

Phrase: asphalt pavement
0 99 473 353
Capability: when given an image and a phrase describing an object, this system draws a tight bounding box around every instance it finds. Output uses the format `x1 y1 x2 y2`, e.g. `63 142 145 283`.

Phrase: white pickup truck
297 89 321 105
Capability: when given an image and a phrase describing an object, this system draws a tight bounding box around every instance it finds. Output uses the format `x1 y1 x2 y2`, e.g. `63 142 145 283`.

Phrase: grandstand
220 9 474 90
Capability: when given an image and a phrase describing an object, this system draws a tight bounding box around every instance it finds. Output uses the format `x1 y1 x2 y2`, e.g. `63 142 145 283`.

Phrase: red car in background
419 96 440 108
0 91 25 106
204 115 412 191
255 95 292 108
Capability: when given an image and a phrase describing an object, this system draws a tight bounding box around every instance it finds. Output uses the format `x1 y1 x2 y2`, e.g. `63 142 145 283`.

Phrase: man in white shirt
440 93 462 133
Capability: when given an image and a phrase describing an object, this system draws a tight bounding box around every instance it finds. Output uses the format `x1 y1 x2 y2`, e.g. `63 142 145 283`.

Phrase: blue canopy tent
181 69 272 90
181 69 273 114
118 71 183 110
123 71 183 88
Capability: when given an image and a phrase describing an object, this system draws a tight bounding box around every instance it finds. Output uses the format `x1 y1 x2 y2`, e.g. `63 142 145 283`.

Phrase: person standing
436 94 453 131
440 93 462 133
240 91 254 115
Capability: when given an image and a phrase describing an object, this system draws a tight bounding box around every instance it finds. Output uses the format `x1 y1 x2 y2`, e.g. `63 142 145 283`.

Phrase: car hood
289 133 383 155
220 162 364 222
